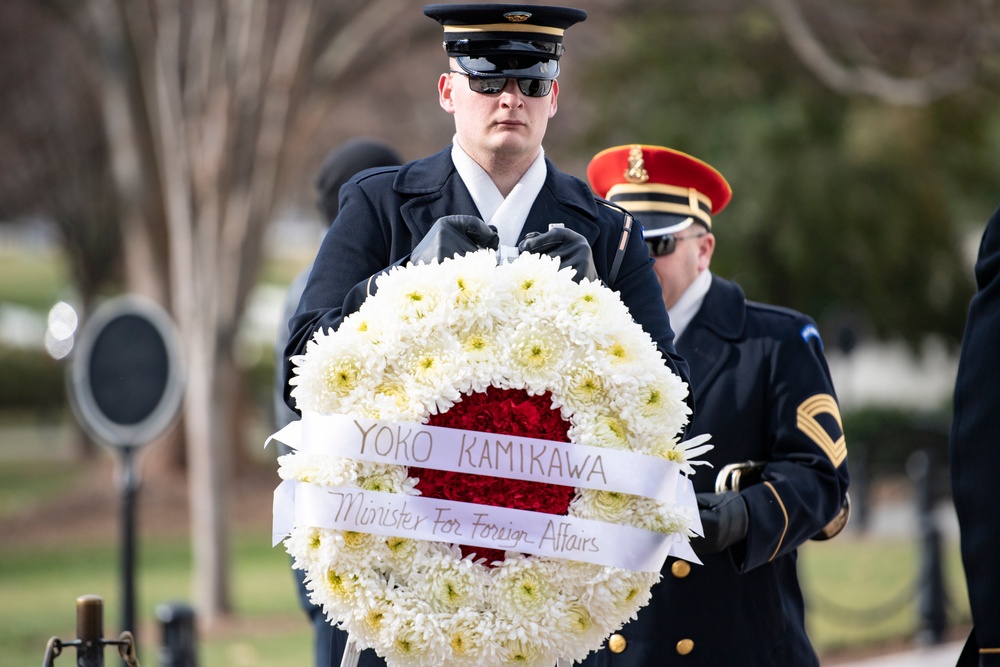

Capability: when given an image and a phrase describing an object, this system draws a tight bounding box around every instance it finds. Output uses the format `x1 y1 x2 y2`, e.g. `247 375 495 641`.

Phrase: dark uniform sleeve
951 206 1000 666
281 177 397 411
600 206 690 397
735 315 850 572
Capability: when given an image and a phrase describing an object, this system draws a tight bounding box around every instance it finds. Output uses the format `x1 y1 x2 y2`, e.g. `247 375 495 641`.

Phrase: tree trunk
182 322 235 617
80 0 412 622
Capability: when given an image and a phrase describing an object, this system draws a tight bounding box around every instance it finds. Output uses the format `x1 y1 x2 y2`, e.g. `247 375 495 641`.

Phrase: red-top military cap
587 144 732 237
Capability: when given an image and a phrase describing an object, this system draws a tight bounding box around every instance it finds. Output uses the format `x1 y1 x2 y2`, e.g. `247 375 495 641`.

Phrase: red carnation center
410 387 574 565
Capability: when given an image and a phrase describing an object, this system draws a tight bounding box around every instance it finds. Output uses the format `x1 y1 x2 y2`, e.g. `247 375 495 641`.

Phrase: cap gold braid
442 23 566 36
605 183 714 229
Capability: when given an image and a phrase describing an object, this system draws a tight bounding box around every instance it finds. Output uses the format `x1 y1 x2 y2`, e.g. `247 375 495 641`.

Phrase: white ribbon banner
268 413 691 504
273 479 701 571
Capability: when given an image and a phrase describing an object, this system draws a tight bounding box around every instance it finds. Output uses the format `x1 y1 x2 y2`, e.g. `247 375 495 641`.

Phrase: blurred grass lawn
0 246 71 310
0 455 311 666
0 454 971 667
0 527 311 667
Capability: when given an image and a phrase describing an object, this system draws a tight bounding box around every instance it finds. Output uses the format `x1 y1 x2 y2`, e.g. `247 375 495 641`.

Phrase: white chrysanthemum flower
368 374 425 420
639 498 697 536
557 282 634 344
457 325 499 365
491 556 558 622
382 535 430 582
410 552 488 613
279 451 362 487
572 489 638 525
441 250 506 323
375 270 447 332
338 309 399 353
570 411 633 451
312 531 389 579
497 636 552 667
290 333 386 415
592 327 660 378
395 333 464 409
349 587 396 649
320 565 364 606
650 433 714 476
613 374 691 435
503 322 571 390
380 602 445 667
500 252 565 309
284 525 325 567
356 463 415 495
440 608 497 667
582 567 659 626
625 371 691 435
560 363 612 412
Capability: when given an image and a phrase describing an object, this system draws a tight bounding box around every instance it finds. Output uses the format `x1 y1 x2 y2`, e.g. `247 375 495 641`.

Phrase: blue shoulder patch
800 324 823 349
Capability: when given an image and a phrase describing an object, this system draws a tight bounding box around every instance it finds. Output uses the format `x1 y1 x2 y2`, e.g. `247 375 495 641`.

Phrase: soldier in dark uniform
280 10 689 667
951 205 1000 667
582 145 851 666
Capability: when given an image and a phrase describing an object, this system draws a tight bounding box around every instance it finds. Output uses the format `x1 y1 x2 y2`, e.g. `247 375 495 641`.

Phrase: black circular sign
70 295 184 448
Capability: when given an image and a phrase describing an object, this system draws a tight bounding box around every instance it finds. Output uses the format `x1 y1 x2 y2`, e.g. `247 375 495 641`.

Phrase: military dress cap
423 3 587 80
587 144 732 237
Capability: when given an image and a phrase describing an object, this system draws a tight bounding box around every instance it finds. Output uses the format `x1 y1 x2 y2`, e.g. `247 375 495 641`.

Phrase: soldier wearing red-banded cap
581 145 850 667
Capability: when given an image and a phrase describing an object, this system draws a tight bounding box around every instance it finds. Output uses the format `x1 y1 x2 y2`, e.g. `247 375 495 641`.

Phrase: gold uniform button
608 634 627 653
676 639 694 655
671 560 691 578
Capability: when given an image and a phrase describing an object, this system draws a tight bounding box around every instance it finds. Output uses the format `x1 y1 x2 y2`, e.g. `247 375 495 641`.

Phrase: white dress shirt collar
451 138 547 247
668 269 712 342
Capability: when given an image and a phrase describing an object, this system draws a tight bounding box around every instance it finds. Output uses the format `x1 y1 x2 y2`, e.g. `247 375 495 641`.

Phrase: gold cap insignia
504 11 532 22
625 145 649 184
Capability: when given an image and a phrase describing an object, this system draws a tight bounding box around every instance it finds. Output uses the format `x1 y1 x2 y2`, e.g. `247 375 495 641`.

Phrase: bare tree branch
763 0 989 105
313 0 411 83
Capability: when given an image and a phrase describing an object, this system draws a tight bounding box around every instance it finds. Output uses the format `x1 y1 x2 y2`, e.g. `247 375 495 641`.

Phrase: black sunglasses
645 232 707 257
450 70 553 98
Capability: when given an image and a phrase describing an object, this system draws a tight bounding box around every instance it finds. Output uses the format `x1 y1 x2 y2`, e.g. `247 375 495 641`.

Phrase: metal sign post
68 295 184 650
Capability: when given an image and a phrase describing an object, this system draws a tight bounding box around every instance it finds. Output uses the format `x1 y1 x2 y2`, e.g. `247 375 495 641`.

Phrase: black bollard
852 441 870 533
77 595 105 667
907 449 947 645
156 602 198 667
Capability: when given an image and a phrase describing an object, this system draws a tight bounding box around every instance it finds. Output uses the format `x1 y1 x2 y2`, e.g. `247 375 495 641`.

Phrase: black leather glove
517 227 598 283
410 215 499 265
691 491 749 556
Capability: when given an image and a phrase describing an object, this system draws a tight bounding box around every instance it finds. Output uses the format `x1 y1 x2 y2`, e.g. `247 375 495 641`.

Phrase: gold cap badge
504 11 532 22
624 145 649 184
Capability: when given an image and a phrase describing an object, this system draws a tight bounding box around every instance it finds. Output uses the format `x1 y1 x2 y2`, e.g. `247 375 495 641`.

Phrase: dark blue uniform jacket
952 206 1000 667
283 147 687 412
581 274 850 667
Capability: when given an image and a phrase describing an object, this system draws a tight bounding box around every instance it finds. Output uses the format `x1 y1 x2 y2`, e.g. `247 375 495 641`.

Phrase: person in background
951 205 1000 667
273 137 402 667
581 144 850 666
